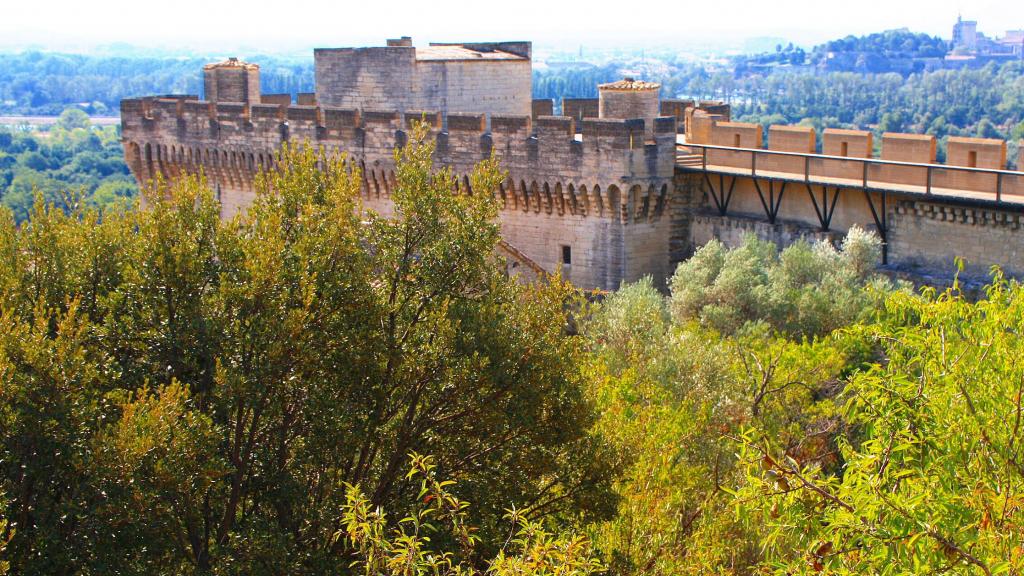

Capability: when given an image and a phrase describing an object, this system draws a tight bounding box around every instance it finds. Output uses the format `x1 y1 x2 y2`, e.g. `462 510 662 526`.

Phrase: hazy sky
1 0 1021 53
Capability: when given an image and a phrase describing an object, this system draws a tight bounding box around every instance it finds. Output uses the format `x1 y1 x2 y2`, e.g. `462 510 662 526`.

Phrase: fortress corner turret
203 57 260 104
598 78 661 138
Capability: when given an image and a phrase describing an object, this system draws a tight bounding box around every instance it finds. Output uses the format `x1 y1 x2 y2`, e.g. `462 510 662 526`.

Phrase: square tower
313 38 532 116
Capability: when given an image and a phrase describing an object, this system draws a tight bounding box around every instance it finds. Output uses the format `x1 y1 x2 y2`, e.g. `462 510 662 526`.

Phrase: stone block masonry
888 200 1024 278
680 168 1024 282
204 58 260 104
121 93 678 291
314 41 532 117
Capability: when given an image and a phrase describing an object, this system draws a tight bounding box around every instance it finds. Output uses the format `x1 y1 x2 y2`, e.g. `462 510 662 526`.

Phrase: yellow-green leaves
736 274 1024 574
339 454 602 576
0 127 613 574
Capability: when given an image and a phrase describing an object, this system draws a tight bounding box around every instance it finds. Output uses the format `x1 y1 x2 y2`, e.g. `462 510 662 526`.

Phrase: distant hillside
735 29 949 75
814 29 948 60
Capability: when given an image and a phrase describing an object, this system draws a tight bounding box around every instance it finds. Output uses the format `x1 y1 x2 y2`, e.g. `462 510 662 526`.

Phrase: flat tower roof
415 45 527 61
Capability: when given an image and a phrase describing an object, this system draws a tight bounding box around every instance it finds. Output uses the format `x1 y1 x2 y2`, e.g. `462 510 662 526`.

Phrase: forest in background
0 52 313 116
0 109 135 221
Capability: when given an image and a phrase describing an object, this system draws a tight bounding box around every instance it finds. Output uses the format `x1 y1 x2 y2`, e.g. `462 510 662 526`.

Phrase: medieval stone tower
203 58 261 104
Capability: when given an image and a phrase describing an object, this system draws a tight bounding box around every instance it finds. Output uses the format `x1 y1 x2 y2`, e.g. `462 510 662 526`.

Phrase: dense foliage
0 126 616 574
532 65 622 104
0 109 135 221
340 453 601 576
582 234 887 574
1 122 1023 574
582 234 1024 574
734 273 1024 573
814 30 949 61
669 228 894 337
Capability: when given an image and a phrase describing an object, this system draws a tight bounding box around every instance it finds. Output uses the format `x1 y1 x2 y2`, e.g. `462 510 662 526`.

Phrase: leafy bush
669 227 894 337
584 268 869 573
583 276 670 372
339 454 602 576
736 273 1024 574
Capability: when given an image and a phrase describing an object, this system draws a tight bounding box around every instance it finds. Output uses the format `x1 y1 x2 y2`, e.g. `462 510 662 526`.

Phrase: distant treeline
735 29 950 74
4 50 1023 158
0 109 136 221
0 52 667 117
531 65 621 102
683 62 1024 159
0 52 313 115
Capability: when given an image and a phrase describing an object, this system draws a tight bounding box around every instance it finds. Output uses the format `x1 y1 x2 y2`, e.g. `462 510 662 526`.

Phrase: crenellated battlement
122 95 678 221
123 74 684 291
693 120 1021 172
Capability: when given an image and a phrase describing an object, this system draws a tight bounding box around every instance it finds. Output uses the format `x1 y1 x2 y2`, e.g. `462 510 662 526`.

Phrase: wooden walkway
676 145 1024 209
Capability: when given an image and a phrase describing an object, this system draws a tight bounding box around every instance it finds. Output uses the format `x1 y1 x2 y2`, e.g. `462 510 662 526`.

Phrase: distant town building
950 16 1023 61
952 17 978 52
1001 30 1024 56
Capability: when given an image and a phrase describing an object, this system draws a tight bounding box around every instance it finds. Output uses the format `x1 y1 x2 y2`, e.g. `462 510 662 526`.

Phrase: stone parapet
122 95 676 216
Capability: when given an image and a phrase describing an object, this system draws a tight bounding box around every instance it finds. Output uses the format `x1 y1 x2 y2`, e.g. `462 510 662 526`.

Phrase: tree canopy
0 125 616 574
0 118 135 221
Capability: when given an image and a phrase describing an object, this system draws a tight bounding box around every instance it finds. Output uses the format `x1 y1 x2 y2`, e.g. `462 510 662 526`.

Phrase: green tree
1011 121 1024 142
88 178 136 212
56 108 90 131
583 273 864 575
976 117 1003 140
736 273 1024 573
0 124 617 574
669 228 893 338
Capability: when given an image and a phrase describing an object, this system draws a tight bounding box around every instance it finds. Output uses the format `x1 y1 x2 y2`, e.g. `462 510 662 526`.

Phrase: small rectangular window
840 142 849 157
968 150 978 168
561 245 572 265
733 134 741 147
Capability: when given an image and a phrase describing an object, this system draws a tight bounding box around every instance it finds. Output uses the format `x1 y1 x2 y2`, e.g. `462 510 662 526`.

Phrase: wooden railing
678 143 1024 204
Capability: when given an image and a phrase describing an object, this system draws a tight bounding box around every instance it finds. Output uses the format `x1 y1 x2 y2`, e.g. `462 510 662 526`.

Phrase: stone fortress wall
121 37 1024 289
120 39 709 290
121 96 682 289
